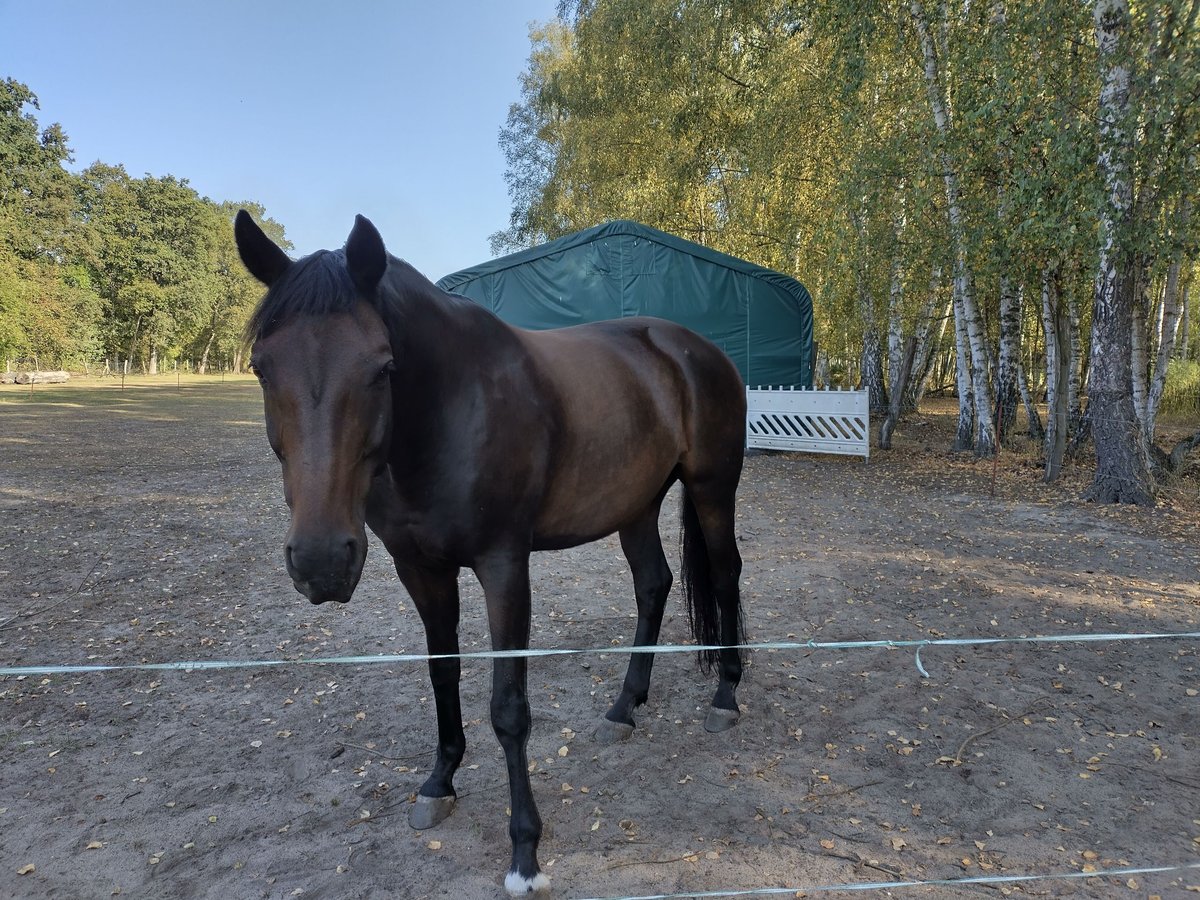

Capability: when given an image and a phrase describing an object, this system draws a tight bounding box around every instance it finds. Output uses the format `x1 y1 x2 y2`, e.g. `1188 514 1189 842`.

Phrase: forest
2 0 1199 505
495 0 1199 503
0 78 288 377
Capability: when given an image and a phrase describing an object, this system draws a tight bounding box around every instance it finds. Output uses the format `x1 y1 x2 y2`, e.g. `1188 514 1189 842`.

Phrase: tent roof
438 220 810 309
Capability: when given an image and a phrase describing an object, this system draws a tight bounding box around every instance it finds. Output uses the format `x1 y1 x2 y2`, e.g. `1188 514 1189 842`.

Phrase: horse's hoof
704 706 740 733
408 794 456 830
505 870 551 895
593 717 635 743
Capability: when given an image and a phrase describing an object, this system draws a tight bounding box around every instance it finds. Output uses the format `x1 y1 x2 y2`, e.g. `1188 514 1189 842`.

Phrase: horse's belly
531 446 678 550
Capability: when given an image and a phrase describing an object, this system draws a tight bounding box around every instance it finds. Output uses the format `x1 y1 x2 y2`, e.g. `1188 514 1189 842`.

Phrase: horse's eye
374 361 395 384
249 363 265 382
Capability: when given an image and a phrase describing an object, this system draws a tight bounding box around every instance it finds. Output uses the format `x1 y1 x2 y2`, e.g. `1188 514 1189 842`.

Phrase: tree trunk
911 0 996 456
887 258 904 400
1085 0 1154 505
1130 266 1151 430
886 188 907 396
904 271 948 413
854 211 889 414
1180 272 1192 360
1042 267 1071 482
1067 286 1084 434
149 344 159 376
1018 358 1046 443
879 336 919 450
1144 196 1191 443
199 329 216 375
951 292 974 451
126 316 142 377
995 275 1021 443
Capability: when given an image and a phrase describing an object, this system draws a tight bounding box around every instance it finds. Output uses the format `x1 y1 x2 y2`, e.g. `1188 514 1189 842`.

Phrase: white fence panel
746 387 870 458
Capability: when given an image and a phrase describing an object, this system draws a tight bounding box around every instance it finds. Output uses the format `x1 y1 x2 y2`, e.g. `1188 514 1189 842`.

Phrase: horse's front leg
394 562 465 830
474 550 547 895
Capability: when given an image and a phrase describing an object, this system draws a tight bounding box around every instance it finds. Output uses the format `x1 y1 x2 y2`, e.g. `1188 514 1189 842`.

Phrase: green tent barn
437 221 813 388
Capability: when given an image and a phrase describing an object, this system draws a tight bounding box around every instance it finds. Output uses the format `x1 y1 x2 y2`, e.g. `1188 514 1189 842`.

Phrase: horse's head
235 211 394 605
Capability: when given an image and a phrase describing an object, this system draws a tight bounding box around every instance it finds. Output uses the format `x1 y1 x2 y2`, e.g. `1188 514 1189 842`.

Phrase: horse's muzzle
285 534 364 605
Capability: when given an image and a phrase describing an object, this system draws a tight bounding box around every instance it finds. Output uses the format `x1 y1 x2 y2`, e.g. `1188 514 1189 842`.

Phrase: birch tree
1085 0 1155 504
908 0 996 456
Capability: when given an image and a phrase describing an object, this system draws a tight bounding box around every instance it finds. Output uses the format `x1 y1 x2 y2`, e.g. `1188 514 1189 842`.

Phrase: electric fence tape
2 629 1198 677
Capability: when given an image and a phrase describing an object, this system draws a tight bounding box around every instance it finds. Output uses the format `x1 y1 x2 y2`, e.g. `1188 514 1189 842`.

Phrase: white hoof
504 870 551 895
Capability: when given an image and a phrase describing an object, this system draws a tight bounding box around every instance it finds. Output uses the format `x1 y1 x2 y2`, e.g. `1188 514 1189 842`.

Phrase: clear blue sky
0 0 560 280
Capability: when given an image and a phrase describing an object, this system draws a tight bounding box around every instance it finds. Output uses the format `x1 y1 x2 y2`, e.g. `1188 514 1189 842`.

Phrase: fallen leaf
819 839 835 850
426 840 441 850
17 864 35 875
86 841 104 850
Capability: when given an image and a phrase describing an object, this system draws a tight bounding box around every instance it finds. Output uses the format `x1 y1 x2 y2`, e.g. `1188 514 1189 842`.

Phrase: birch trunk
995 274 1021 443
1130 269 1151 428
1145 196 1191 442
1041 266 1070 481
1067 287 1084 433
1180 274 1192 359
1018 358 1046 444
880 337 919 450
910 0 996 456
854 211 889 414
952 292 974 451
887 257 904 398
1085 0 1154 504
886 187 907 395
905 292 951 413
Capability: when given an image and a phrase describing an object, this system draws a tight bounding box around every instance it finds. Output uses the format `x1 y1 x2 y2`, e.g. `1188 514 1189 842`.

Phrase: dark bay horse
234 211 747 895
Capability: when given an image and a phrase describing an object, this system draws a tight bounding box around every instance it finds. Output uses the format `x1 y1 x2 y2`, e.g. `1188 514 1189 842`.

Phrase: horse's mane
244 248 477 345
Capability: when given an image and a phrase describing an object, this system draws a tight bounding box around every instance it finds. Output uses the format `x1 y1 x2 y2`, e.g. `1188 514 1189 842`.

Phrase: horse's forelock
245 250 365 342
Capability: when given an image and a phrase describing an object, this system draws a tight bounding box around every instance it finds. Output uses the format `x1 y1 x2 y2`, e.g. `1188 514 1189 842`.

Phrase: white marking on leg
504 870 550 895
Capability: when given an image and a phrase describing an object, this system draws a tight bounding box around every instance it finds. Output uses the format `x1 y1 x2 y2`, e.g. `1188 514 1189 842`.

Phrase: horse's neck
381 260 515 392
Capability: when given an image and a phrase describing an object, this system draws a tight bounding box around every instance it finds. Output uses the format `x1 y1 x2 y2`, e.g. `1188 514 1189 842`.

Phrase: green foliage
1160 358 1200 420
499 0 1199 409
0 82 287 371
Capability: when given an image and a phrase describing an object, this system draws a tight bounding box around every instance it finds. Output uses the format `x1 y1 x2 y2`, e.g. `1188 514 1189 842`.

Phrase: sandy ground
1 379 1198 900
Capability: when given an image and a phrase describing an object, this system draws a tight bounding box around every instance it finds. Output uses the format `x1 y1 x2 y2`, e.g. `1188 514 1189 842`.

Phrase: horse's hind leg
394 562 466 830
681 480 744 733
595 505 672 743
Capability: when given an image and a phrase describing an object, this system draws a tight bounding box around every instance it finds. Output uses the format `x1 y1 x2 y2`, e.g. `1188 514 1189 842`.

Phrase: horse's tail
680 488 731 673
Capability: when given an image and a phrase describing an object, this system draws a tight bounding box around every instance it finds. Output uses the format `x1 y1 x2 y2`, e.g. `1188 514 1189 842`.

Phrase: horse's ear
345 214 387 295
235 209 291 286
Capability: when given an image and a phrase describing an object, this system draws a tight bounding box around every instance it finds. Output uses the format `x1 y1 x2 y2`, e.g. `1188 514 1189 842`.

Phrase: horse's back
518 317 745 547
